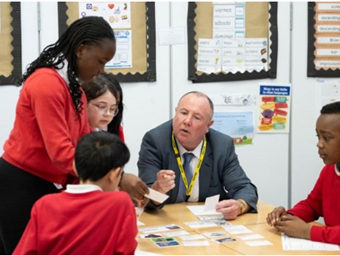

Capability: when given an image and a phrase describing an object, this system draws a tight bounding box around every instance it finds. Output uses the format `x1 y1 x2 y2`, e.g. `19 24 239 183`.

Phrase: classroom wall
0 2 326 209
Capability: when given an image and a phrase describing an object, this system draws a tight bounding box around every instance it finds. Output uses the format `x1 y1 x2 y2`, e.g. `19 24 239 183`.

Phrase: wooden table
137 201 340 255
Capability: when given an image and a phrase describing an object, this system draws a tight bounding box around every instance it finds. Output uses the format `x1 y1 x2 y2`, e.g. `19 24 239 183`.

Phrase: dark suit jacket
138 120 258 211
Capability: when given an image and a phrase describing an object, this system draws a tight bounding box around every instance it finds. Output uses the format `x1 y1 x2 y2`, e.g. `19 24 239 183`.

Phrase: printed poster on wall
212 111 255 145
257 84 291 133
79 2 133 69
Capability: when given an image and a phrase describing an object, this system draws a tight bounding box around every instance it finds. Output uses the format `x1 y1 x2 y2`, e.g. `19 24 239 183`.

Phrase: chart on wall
308 2 340 77
187 2 278 83
58 2 156 82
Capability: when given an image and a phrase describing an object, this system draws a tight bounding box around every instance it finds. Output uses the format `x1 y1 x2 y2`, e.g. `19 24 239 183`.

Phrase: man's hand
119 173 149 207
274 214 311 240
266 206 287 226
151 170 176 194
216 199 240 220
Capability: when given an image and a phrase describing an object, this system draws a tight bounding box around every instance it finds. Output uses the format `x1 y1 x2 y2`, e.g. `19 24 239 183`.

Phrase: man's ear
206 119 214 133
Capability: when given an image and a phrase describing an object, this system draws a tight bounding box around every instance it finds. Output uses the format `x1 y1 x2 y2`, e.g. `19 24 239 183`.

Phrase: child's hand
274 214 311 240
266 206 287 226
119 173 149 200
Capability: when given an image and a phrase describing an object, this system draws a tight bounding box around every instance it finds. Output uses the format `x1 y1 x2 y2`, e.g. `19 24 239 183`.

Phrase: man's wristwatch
237 199 247 214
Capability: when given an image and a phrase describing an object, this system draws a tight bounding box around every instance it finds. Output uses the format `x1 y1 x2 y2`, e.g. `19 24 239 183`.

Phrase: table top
137 201 340 255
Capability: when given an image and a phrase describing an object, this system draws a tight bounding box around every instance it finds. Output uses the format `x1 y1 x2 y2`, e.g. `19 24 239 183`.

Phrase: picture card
151 237 180 248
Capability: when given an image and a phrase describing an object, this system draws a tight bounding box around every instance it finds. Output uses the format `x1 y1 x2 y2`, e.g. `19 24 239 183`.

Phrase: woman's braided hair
21 16 115 115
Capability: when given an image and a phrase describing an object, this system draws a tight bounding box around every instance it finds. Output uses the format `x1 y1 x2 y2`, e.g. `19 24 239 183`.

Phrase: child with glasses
82 73 124 141
14 132 138 255
82 73 150 208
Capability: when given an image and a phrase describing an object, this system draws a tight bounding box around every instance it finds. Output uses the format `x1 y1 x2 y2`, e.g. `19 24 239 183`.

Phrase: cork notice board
58 2 156 82
0 2 22 86
308 2 340 77
187 2 278 83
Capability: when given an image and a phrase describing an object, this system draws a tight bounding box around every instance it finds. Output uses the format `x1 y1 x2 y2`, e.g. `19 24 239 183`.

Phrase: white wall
290 2 324 207
0 2 320 209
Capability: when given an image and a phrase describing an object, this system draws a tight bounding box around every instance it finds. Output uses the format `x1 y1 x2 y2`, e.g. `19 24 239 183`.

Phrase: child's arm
310 225 340 244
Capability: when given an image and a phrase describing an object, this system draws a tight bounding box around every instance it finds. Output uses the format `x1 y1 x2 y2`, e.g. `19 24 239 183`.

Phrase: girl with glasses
82 73 125 141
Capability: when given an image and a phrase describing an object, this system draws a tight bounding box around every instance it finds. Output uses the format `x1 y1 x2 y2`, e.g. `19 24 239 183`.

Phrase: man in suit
138 91 258 220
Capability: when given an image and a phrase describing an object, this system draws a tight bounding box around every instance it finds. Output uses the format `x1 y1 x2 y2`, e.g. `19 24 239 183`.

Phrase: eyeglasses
90 102 119 117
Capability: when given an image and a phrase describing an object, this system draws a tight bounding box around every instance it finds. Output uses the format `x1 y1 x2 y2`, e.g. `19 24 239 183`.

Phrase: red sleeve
115 194 137 255
119 125 125 142
29 71 87 176
13 207 39 255
287 168 325 223
311 225 340 244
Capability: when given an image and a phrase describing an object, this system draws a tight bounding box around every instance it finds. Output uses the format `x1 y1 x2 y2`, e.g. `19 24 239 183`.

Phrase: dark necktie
176 153 194 203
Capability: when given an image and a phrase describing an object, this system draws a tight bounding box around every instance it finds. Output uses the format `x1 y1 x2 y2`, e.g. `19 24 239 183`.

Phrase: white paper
178 234 206 241
281 233 340 251
161 230 190 237
135 250 163 255
202 231 229 238
204 194 220 212
158 27 186 45
224 225 252 234
237 234 264 240
184 221 218 229
144 188 169 203
186 205 221 216
182 240 210 247
245 240 272 246
139 224 182 234
137 221 145 226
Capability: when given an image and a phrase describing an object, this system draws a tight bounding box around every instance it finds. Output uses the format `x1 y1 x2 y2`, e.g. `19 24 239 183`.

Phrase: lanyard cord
171 134 207 196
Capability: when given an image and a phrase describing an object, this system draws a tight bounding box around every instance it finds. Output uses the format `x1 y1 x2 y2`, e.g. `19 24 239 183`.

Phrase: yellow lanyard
171 134 207 196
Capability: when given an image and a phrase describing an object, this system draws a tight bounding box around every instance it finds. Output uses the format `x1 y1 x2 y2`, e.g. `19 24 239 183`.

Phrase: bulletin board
58 2 156 82
308 2 340 77
187 2 278 83
0 2 22 86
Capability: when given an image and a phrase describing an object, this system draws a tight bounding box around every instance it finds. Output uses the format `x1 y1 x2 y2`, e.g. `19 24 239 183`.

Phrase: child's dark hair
22 16 116 115
82 72 124 136
75 132 130 181
321 101 340 114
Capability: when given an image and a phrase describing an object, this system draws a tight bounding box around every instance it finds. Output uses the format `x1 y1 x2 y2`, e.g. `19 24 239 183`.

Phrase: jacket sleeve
13 207 38 255
222 138 258 212
137 131 168 210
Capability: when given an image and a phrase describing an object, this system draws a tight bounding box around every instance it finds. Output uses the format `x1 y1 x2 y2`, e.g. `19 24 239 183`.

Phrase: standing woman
0 16 116 254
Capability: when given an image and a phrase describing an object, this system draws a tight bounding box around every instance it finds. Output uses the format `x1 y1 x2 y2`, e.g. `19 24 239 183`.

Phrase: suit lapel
198 141 213 201
169 151 181 203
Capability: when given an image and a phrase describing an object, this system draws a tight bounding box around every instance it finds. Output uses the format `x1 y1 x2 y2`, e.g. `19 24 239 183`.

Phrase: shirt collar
175 138 203 159
335 164 340 176
65 184 103 193
55 59 70 85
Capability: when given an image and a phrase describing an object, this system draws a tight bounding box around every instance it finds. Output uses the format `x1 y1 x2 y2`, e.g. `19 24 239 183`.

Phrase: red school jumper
288 165 340 244
13 187 138 255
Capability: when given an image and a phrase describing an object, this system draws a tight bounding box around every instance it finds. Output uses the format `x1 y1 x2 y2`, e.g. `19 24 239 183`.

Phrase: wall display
308 2 340 77
58 2 156 82
0 2 21 86
187 2 278 83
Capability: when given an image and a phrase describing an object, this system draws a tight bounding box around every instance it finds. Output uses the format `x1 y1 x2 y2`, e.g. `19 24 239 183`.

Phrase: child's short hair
75 132 130 181
321 101 340 114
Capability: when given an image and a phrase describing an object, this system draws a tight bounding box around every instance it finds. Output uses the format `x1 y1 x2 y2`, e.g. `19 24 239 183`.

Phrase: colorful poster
79 2 131 29
211 111 254 145
257 84 291 133
105 30 132 68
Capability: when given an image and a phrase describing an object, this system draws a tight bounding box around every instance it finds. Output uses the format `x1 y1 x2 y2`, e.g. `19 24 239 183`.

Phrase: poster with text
257 84 291 133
